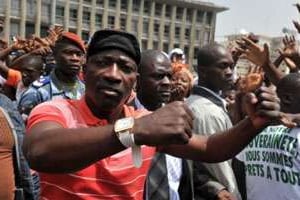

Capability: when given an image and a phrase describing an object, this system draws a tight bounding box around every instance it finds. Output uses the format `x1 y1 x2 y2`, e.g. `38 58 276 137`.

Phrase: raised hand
278 35 300 69
236 37 270 67
11 37 27 51
236 65 264 93
30 46 52 56
293 4 300 33
133 101 194 146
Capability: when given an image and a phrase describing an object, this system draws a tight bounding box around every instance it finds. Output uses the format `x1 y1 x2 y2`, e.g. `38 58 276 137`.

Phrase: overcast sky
206 0 300 40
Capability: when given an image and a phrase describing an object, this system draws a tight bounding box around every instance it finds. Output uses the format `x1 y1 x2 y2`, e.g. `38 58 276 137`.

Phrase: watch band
115 117 142 168
118 131 142 168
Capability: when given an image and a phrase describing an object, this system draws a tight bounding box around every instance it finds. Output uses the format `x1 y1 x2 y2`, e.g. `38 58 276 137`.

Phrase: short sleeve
26 102 68 131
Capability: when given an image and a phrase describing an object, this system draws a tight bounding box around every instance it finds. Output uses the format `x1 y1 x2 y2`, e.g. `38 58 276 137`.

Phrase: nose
161 75 171 88
70 53 81 62
102 63 122 84
225 66 233 78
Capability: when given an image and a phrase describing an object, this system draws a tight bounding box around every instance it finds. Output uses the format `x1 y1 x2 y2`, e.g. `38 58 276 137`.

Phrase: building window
185 28 190 39
142 40 147 50
120 17 126 30
155 3 162 16
164 25 170 37
154 23 159 34
56 6 64 17
70 9 77 20
165 5 171 18
204 31 210 45
186 9 192 22
82 32 90 41
175 26 180 39
121 0 127 11
176 7 183 20
132 20 138 33
133 0 140 12
144 1 150 15
196 29 201 41
96 0 104 7
143 21 149 35
194 47 199 59
197 11 204 23
206 12 212 25
83 11 91 23
153 41 159 50
109 0 116 8
163 43 169 53
108 16 115 28
95 13 102 26
184 46 189 61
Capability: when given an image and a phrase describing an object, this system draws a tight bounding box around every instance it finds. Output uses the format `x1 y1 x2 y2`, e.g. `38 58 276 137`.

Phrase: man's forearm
24 123 126 173
262 61 285 86
163 117 264 162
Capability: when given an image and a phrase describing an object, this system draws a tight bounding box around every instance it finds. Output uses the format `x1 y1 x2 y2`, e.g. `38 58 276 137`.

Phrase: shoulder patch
32 76 50 88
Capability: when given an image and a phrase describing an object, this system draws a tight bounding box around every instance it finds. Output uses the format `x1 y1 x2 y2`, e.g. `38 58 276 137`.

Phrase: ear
82 64 87 82
198 67 207 80
135 72 140 92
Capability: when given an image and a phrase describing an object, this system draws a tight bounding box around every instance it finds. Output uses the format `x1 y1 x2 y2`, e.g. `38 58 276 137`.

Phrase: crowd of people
1 3 300 200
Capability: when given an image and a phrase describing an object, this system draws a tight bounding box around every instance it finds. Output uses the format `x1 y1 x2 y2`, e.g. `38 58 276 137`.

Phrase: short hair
277 73 300 94
197 43 225 67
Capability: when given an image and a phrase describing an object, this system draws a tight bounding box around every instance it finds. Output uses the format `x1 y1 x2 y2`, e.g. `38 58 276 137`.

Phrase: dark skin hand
236 37 284 86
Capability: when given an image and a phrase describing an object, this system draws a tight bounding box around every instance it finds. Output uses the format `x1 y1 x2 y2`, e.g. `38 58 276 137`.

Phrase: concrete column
158 3 166 50
50 0 57 26
35 0 42 36
168 5 177 50
102 0 108 29
210 12 217 42
179 8 187 49
188 9 197 66
115 0 121 29
90 0 96 35
137 0 144 42
147 1 155 49
125 0 133 32
199 12 207 46
4 0 10 41
77 0 83 36
20 0 27 38
64 0 70 31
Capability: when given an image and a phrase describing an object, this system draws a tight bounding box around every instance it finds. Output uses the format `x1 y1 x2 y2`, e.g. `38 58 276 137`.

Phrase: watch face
114 117 134 132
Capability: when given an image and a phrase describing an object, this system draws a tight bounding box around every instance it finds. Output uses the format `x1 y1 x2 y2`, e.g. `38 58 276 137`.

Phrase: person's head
170 67 193 101
19 55 45 87
85 30 140 119
137 50 172 111
197 43 234 93
277 73 300 114
168 48 186 64
52 32 86 80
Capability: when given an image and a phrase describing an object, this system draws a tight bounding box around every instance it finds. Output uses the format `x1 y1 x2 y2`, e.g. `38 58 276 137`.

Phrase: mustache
96 82 122 94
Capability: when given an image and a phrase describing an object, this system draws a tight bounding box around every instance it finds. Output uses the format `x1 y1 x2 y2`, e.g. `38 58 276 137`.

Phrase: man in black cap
23 29 282 200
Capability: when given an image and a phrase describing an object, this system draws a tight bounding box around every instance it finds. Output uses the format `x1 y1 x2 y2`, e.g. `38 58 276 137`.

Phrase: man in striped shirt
23 29 282 200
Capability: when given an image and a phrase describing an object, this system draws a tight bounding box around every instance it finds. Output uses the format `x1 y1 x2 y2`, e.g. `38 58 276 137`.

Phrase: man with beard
186 43 241 200
18 32 85 117
23 30 281 200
